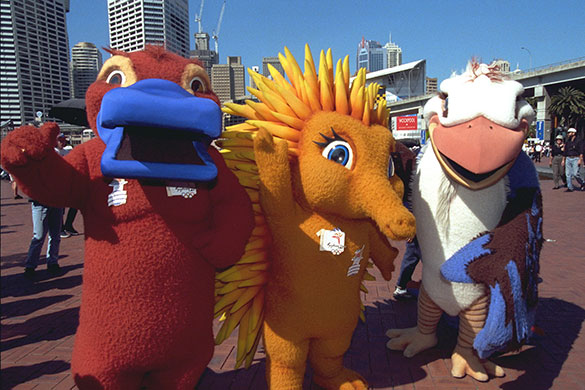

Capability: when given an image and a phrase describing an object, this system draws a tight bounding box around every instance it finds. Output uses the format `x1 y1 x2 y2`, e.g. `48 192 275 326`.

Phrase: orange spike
268 64 296 97
245 100 279 122
334 63 349 115
304 44 317 77
326 48 334 88
351 86 364 120
362 98 371 126
342 55 350 94
246 87 275 111
304 78 321 112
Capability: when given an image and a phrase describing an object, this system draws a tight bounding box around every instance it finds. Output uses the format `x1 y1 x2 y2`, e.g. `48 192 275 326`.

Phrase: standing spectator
55 134 79 237
534 142 542 162
24 201 64 277
390 141 421 301
24 133 66 278
550 135 566 189
394 236 421 300
562 128 584 192
10 174 23 199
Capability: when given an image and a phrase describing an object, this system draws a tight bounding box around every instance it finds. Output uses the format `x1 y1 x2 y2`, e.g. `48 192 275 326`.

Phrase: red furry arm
1 123 91 209
198 147 255 269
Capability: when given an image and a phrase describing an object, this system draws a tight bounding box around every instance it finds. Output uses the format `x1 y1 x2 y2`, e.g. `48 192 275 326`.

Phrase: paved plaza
1 163 584 390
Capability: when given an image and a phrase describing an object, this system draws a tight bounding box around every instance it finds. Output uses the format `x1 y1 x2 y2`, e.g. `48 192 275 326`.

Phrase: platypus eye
313 128 354 169
106 70 126 85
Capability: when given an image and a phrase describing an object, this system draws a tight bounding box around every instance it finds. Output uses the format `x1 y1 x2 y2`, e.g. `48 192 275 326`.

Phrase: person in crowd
534 142 542 162
550 135 566 189
562 128 584 192
55 134 79 237
23 133 66 278
390 141 421 301
10 174 23 199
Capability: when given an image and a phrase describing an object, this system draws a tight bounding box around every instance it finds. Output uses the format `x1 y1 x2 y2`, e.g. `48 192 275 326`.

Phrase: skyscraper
383 34 402 68
356 38 387 72
190 32 218 78
211 56 245 104
70 42 103 99
249 66 260 89
107 0 190 58
1 0 71 127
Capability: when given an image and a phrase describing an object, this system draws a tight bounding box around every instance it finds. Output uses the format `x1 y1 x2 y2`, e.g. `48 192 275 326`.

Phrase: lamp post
521 47 532 70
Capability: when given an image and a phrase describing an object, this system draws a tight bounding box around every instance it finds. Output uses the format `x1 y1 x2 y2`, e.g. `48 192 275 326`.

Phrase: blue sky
68 0 584 84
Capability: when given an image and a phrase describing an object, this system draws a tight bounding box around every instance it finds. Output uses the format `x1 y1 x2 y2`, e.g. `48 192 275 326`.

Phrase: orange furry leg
309 335 367 390
451 294 504 381
264 322 309 390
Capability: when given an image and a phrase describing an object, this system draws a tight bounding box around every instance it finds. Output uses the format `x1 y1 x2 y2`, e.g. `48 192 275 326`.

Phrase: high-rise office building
383 34 402 68
262 57 284 79
357 38 387 72
249 66 260 89
107 0 190 58
0 0 71 127
426 77 438 94
70 42 103 99
211 56 245 105
190 32 218 78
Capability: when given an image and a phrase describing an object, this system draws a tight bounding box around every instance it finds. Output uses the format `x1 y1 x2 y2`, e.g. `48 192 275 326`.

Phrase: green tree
548 86 585 130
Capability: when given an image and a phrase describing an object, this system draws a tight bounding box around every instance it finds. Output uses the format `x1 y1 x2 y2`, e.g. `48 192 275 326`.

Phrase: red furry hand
1 122 60 168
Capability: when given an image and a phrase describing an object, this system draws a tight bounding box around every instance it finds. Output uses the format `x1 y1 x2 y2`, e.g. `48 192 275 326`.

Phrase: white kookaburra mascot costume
387 61 543 382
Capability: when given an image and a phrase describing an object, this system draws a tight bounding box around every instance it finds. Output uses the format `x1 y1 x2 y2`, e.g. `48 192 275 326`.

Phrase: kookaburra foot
451 345 505 382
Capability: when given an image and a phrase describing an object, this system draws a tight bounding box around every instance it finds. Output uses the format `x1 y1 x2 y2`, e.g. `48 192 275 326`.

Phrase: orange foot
313 367 367 390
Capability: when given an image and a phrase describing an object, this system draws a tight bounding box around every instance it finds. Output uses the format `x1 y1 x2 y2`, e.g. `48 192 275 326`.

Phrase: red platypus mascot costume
0 46 254 389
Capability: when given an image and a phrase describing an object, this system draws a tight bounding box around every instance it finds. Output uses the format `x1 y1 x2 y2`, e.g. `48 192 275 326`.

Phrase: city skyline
66 0 584 84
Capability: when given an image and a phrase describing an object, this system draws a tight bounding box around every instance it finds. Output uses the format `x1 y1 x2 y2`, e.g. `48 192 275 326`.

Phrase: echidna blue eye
322 140 354 169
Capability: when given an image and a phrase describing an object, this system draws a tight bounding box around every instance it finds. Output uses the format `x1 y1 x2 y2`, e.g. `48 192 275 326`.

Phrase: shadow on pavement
1 307 79 352
1 294 73 319
1 252 29 270
1 264 83 298
196 297 584 389
496 297 585 390
0 360 70 390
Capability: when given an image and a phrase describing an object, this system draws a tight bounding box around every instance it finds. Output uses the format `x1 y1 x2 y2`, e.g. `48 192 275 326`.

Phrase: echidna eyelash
313 127 348 148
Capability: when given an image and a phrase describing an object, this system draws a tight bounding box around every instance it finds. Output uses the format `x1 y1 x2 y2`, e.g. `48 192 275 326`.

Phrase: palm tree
548 86 585 131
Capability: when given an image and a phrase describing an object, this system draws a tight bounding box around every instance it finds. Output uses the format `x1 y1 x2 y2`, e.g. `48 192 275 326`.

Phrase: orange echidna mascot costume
213 45 416 390
0 46 254 389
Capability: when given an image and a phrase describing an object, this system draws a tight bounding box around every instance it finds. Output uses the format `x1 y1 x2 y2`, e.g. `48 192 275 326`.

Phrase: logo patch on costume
108 178 128 207
166 186 197 198
347 245 365 277
316 228 345 255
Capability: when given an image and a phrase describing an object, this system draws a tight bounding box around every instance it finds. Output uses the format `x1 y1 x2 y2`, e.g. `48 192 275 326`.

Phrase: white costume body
412 144 508 316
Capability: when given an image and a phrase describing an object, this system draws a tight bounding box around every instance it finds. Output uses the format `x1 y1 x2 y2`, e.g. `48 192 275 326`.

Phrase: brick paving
1 164 584 390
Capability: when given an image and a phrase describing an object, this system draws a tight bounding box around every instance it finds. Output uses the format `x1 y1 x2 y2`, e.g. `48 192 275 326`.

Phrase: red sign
396 116 417 130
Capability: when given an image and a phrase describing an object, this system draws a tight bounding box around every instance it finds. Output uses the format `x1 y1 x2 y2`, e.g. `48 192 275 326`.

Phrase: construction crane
194 0 204 34
212 0 226 55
